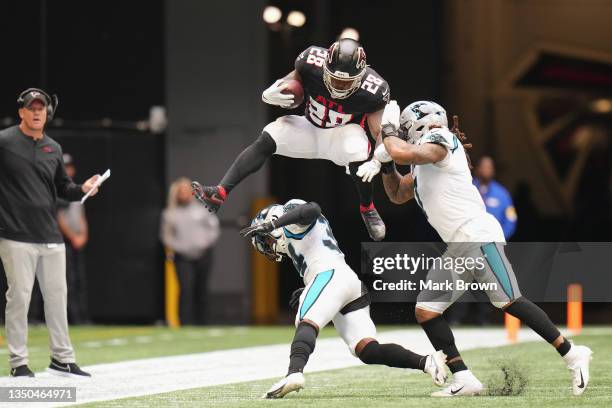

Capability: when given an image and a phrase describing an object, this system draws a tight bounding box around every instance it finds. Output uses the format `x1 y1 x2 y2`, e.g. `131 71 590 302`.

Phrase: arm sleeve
54 148 83 201
275 200 321 233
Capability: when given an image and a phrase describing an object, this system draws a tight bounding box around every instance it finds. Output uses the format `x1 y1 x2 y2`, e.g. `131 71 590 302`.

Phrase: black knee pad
358 340 381 364
358 340 425 369
292 321 317 355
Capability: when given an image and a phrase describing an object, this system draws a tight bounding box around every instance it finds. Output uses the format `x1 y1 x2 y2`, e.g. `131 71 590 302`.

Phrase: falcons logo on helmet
327 42 338 64
356 47 366 69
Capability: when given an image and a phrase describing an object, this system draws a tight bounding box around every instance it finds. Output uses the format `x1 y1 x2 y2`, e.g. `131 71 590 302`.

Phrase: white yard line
0 328 549 407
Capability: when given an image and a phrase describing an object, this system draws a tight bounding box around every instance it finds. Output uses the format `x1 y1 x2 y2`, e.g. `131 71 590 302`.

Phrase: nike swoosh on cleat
51 361 69 372
578 369 585 389
451 385 464 395
266 386 283 398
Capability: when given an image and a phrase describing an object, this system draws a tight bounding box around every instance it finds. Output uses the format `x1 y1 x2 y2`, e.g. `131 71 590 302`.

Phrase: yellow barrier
567 283 583 334
251 198 279 324
504 312 521 343
164 249 181 328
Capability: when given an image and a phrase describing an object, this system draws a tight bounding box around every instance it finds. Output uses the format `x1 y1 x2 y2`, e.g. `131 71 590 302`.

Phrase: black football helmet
323 38 367 99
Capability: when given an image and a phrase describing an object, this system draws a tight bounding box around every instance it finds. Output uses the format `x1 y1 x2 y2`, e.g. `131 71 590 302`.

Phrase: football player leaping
193 38 391 241
240 199 447 398
375 100 593 397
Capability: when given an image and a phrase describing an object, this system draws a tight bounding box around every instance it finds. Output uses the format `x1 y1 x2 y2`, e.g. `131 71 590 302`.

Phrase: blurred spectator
161 178 220 324
473 156 517 240
57 154 90 324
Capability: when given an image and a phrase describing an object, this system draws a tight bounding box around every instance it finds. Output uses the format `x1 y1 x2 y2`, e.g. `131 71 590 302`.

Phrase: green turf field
2 326 610 407
0 325 341 374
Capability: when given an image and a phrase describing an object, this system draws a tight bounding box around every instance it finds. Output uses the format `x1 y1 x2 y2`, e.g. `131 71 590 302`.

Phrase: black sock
287 322 317 375
504 297 561 343
348 161 374 207
447 359 468 373
556 337 571 357
358 340 427 370
420 315 467 373
219 131 276 193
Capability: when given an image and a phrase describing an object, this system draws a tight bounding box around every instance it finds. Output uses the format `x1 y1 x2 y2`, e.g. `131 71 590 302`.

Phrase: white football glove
381 100 401 136
262 79 294 108
373 143 392 163
356 159 382 183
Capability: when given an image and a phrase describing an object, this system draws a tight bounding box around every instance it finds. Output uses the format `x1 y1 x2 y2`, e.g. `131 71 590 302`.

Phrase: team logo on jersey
382 87 391 103
42 146 53 153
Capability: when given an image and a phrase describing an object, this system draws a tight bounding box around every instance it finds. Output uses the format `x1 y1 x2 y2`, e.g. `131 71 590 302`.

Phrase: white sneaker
424 351 448 386
264 372 305 399
431 370 484 397
563 344 593 396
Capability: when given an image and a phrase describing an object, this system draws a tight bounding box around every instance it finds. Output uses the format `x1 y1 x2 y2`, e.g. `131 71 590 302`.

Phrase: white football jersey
276 199 346 284
411 128 505 243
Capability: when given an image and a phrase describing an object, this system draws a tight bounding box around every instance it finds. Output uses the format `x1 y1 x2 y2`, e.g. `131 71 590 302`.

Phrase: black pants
175 251 213 325
66 243 89 324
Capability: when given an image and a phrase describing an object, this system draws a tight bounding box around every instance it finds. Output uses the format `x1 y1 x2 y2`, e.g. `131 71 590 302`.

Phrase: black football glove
289 287 304 310
239 221 275 238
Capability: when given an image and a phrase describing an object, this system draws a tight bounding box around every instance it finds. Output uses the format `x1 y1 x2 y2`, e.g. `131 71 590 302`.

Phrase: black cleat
191 182 226 213
361 207 386 241
47 358 91 378
10 365 35 377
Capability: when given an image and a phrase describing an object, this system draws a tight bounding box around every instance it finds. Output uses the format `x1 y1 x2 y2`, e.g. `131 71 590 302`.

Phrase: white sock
453 369 475 381
562 343 576 363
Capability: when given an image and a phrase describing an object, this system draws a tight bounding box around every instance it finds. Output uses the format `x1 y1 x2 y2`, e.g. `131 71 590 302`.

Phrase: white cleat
424 351 448 387
263 372 305 399
431 370 484 397
564 345 593 396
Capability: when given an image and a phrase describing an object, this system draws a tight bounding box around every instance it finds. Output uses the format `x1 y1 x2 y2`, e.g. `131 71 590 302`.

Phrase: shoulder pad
421 128 458 152
283 198 307 212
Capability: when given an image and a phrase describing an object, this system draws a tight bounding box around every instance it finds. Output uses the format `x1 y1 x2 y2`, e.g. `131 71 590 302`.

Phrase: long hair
166 177 192 209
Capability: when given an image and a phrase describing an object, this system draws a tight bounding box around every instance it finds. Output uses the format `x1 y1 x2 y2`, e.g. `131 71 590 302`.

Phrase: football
281 79 304 109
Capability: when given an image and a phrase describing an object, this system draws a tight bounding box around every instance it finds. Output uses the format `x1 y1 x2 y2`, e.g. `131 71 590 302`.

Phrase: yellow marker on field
251 197 279 325
165 249 181 328
505 312 520 343
567 283 583 334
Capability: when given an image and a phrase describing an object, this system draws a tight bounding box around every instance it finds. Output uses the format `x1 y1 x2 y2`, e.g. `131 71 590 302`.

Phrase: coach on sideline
0 88 98 377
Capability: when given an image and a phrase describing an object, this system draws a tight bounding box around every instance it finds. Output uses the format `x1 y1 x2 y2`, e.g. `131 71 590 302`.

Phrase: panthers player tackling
375 100 593 397
193 38 391 241
240 199 447 398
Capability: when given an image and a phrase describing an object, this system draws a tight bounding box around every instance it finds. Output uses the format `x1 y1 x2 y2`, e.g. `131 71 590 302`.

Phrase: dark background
1 0 611 324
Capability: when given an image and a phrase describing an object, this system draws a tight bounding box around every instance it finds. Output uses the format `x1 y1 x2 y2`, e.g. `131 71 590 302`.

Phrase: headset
17 88 60 121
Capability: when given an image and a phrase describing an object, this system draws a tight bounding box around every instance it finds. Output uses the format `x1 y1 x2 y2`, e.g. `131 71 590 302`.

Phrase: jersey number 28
361 74 383 94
